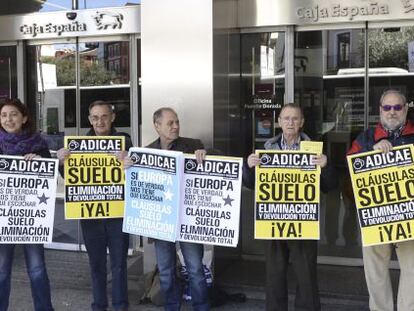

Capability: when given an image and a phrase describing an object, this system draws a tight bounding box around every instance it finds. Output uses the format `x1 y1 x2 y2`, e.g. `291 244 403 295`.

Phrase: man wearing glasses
348 89 414 311
245 103 336 311
58 100 132 311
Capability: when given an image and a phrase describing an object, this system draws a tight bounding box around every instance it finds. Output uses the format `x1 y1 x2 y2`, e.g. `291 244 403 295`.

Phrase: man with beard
348 89 414 311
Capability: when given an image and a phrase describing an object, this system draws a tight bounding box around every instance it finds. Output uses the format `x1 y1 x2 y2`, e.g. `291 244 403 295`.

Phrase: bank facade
0 0 412 289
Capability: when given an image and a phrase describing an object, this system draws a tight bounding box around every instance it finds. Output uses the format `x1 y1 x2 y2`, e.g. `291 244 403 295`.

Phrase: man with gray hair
348 89 414 311
58 100 131 311
147 107 210 311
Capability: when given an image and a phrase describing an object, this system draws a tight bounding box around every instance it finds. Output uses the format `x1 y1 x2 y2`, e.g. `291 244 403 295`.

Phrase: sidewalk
8 248 370 310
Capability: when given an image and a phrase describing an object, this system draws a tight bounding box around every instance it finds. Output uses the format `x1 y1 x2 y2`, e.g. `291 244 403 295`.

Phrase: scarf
386 124 405 140
0 130 49 156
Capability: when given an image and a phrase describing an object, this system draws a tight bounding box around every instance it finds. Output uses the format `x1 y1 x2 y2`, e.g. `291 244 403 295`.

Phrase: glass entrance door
26 37 132 249
26 41 78 248
78 39 131 135
0 46 17 101
293 24 414 259
294 28 366 259
367 26 414 126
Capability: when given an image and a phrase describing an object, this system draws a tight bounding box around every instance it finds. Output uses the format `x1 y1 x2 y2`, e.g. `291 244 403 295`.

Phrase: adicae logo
0 159 9 169
353 158 365 170
68 140 79 150
130 153 140 163
185 160 197 170
260 153 272 165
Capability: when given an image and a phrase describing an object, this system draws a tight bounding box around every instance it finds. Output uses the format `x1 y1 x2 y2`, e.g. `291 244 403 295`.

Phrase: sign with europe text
0 156 58 243
255 150 321 240
347 145 414 246
178 155 243 247
64 136 125 219
123 147 183 242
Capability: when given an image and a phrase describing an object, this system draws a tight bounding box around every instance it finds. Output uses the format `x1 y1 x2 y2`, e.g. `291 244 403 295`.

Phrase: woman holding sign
0 99 54 311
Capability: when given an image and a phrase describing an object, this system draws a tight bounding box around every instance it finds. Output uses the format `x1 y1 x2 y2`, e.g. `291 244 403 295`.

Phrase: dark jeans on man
265 240 320 311
0 244 54 311
81 218 129 311
154 239 210 311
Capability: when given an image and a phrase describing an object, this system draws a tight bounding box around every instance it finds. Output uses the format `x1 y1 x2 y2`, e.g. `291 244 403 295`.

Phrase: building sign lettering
19 11 124 38
10 7 139 40
297 2 389 22
20 21 87 38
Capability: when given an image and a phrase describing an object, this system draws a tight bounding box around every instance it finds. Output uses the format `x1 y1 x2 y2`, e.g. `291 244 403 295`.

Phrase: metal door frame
18 34 140 251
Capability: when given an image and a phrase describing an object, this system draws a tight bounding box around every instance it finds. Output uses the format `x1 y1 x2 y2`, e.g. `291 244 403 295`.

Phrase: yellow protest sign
347 144 414 246
300 141 323 154
64 136 125 219
255 150 321 240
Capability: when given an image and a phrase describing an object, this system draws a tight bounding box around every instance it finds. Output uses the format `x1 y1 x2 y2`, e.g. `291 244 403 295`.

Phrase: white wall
141 0 214 148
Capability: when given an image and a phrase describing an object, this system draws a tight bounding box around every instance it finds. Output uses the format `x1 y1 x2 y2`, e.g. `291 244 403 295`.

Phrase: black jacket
146 136 204 153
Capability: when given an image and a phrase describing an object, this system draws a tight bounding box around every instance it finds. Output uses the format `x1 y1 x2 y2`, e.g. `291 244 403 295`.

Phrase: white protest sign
123 147 184 242
178 155 243 247
0 156 58 243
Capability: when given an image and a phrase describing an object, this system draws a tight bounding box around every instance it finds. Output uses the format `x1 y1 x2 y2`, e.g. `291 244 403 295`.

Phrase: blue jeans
81 218 129 311
154 240 210 311
0 244 54 311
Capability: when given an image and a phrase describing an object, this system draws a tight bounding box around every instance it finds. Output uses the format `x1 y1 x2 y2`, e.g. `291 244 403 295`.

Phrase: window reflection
295 30 364 258
0 46 17 101
80 41 130 86
237 32 286 257
294 27 414 257
26 43 76 136
79 40 131 134
368 27 414 127
27 40 131 135
325 30 364 75
241 32 285 156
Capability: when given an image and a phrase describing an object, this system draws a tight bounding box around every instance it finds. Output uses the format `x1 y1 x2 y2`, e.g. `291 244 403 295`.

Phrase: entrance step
215 258 400 309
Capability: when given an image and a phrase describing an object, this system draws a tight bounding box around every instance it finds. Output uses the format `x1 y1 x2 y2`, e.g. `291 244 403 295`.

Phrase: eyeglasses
280 116 301 123
381 104 405 111
89 115 111 122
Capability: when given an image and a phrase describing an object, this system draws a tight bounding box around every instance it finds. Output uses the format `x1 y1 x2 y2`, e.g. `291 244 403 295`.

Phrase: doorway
294 24 414 260
0 45 17 100
25 36 135 249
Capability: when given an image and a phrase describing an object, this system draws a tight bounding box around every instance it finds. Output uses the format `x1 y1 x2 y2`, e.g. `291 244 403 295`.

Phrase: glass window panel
64 88 76 128
325 30 365 75
295 29 365 258
79 40 131 135
0 46 17 101
368 27 414 127
237 32 285 257
241 32 285 157
26 42 78 246
80 41 130 86
26 43 76 136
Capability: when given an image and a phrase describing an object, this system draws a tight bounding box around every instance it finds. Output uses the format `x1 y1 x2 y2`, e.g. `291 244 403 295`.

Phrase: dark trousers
154 240 210 311
265 240 320 311
81 218 129 311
